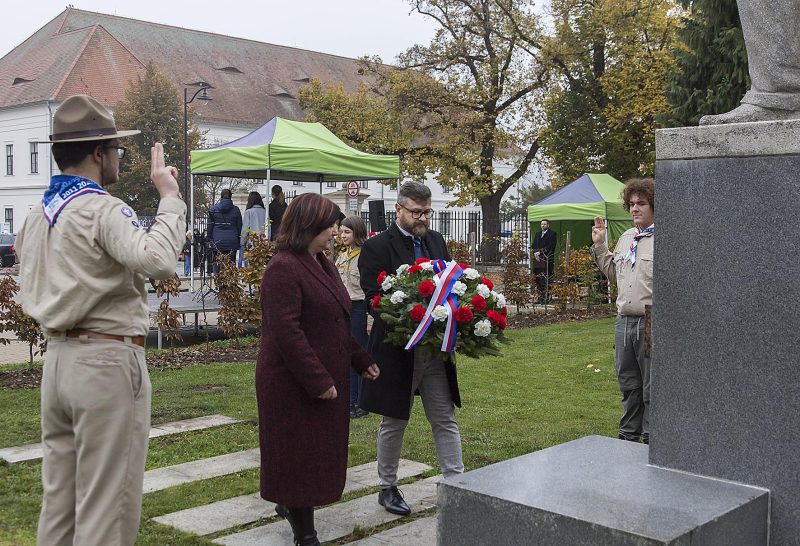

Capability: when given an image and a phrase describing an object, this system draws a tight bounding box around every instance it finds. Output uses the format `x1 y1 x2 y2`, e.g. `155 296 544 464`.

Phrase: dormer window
272 85 294 99
216 66 243 74
12 77 34 85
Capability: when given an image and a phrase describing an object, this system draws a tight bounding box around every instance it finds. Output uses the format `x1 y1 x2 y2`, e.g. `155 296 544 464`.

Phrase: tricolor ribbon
405 260 463 353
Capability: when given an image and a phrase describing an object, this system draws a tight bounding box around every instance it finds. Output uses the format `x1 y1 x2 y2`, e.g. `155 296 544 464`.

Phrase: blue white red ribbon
405 260 463 353
42 175 108 227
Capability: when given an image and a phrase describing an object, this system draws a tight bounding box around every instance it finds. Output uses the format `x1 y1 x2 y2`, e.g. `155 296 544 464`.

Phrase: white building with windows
0 8 529 237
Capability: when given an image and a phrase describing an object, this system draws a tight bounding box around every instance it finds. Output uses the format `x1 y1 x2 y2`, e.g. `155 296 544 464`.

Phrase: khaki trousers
38 334 151 546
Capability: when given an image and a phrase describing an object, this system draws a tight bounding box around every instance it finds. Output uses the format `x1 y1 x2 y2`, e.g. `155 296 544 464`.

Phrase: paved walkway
0 415 241 464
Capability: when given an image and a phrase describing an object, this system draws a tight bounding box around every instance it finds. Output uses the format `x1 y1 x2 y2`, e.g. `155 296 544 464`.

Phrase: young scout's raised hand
591 215 607 246
150 142 181 199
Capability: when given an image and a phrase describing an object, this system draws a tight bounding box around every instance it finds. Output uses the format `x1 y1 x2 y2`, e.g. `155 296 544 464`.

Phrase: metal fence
139 207 531 265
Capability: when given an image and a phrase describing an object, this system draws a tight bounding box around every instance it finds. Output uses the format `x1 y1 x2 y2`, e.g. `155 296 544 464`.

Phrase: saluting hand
318 386 337 400
362 364 380 380
151 142 180 199
591 216 607 246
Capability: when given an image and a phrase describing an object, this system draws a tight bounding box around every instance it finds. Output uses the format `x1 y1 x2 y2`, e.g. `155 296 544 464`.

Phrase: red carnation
419 280 436 297
459 263 469 270
471 295 486 311
415 257 431 264
408 265 423 273
377 271 387 285
372 295 382 309
369 231 376 237
501 306 508 317
482 278 494 290
487 310 502 325
455 306 474 323
499 316 507 330
410 305 426 322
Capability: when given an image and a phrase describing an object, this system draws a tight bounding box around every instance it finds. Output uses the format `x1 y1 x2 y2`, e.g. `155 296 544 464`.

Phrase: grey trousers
738 0 800 110
377 349 464 487
614 315 650 442
38 335 151 546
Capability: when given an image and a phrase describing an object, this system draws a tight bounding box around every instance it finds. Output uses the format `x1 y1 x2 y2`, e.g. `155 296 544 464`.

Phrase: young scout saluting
15 94 186 546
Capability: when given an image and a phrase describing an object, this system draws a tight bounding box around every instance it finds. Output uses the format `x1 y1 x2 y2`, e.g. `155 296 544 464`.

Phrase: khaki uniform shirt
335 248 373 326
16 194 186 336
593 227 653 316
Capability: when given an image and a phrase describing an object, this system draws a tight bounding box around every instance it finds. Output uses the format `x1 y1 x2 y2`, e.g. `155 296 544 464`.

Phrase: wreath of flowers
373 258 510 361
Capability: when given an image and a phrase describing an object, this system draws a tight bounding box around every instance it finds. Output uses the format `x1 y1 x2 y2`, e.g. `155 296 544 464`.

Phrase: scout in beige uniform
592 178 655 444
15 95 186 546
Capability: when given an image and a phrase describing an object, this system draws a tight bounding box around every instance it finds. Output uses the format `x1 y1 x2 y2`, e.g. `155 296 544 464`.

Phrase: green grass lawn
0 317 619 545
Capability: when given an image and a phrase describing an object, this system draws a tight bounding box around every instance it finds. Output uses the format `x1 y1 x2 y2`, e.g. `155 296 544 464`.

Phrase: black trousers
533 266 553 302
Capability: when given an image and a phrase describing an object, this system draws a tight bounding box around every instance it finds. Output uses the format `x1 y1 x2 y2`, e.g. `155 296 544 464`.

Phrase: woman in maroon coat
257 193 379 546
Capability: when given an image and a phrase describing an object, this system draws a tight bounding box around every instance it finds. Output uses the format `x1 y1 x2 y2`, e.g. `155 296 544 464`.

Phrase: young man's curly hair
621 178 655 212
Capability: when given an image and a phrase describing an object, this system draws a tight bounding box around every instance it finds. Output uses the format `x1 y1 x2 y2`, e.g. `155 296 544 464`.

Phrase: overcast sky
2 1 440 63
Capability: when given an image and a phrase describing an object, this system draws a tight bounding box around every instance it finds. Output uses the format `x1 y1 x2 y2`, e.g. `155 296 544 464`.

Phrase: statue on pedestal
700 0 800 124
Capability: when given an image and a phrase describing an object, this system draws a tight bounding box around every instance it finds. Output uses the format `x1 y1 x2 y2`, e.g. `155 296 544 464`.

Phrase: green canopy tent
187 116 400 288
527 173 633 265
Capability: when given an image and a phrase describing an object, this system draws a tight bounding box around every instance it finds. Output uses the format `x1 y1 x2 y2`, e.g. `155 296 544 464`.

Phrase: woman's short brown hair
340 215 367 246
274 193 341 253
621 178 655 212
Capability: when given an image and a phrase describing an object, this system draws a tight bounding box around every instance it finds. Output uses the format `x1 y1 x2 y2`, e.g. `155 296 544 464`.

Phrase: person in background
335 215 372 419
193 228 204 272
182 230 193 276
207 188 242 273
592 177 655 444
257 193 379 546
531 219 558 304
241 191 267 267
268 184 288 241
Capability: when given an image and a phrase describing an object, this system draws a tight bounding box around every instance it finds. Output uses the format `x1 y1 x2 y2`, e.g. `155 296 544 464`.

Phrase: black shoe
378 486 411 515
618 434 641 443
295 532 320 546
353 407 370 419
641 435 650 445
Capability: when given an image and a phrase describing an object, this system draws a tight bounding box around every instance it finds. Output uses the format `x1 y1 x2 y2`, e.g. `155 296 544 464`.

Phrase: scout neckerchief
343 246 361 278
624 224 654 268
42 174 108 227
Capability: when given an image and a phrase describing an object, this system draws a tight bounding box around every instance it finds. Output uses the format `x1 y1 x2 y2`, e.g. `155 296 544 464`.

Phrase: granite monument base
437 436 768 546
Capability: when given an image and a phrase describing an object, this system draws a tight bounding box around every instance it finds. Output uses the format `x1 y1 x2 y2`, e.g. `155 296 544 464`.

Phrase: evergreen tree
659 0 748 127
112 61 204 214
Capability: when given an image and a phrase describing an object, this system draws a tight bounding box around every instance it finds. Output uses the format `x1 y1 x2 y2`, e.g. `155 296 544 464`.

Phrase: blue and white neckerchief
624 224 654 268
42 175 108 227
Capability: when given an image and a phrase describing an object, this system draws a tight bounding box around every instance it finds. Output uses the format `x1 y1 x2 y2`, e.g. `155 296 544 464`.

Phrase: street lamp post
183 85 213 208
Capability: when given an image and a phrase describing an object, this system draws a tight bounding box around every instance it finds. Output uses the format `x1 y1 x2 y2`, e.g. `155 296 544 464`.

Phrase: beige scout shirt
16 194 186 336
593 227 653 316
335 248 374 327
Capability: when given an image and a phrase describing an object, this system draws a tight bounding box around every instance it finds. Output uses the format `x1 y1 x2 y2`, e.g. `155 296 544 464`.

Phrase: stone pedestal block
438 436 768 546
652 121 800 544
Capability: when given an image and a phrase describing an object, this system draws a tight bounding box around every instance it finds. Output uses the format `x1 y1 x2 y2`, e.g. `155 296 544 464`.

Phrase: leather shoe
378 486 411 515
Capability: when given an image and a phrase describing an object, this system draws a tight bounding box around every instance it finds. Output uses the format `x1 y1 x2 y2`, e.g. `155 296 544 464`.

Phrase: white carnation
431 305 449 321
474 319 492 337
420 261 434 271
396 264 410 275
464 268 480 280
390 291 407 304
381 276 395 291
451 281 467 296
492 291 506 308
476 283 491 298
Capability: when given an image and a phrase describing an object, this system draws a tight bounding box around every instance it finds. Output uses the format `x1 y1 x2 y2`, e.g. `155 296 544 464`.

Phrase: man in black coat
531 219 558 304
207 188 243 273
359 181 463 517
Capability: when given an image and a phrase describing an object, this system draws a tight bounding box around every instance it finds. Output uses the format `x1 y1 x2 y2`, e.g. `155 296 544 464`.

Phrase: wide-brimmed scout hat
38 94 140 143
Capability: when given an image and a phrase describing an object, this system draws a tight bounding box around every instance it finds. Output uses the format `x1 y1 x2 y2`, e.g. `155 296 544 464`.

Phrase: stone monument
439 5 800 535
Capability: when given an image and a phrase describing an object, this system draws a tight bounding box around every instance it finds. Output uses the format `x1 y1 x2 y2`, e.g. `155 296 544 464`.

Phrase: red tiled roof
0 8 367 127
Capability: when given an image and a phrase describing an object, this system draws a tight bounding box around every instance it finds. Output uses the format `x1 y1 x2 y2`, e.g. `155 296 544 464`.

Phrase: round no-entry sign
347 181 360 197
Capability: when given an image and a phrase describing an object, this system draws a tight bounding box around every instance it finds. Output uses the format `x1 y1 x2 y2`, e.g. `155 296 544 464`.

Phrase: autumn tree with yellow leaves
540 0 682 188
300 0 550 262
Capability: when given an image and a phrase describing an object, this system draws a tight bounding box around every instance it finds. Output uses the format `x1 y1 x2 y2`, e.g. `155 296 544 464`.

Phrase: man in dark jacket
207 188 242 273
358 181 463 517
531 219 558 304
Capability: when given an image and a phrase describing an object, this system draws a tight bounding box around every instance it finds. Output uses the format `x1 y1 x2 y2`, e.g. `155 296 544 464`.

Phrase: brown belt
51 328 145 347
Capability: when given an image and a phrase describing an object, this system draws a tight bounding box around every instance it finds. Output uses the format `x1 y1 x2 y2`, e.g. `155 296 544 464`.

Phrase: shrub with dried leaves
501 232 532 309
447 240 471 265
153 275 183 348
0 274 45 366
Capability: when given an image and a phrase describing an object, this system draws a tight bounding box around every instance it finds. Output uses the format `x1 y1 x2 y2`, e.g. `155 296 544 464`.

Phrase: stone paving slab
213 476 441 546
349 515 437 546
143 449 260 494
152 459 432 536
0 414 242 465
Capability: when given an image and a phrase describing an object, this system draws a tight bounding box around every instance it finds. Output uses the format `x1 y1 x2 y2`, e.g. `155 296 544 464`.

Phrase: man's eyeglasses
399 204 434 219
104 146 127 159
